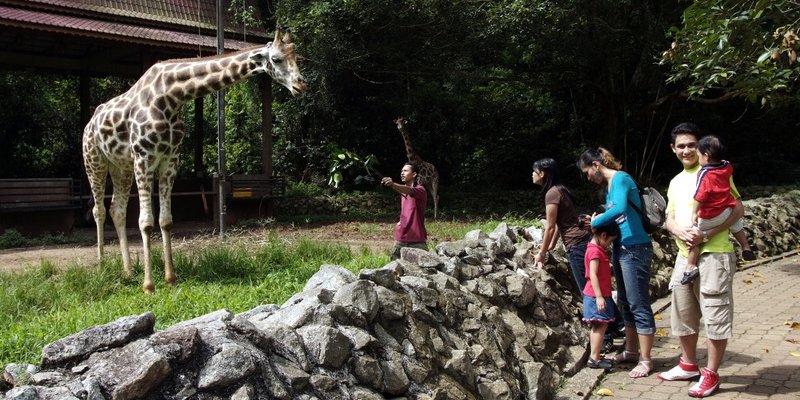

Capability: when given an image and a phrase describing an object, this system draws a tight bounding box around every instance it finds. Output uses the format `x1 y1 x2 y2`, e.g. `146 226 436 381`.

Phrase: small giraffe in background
83 30 307 293
393 117 440 218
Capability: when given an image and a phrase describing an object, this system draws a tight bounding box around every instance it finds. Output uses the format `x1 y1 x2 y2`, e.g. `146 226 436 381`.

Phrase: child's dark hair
593 221 621 238
698 135 726 161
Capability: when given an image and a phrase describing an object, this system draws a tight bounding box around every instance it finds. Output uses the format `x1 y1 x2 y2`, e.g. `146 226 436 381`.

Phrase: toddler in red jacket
682 135 755 285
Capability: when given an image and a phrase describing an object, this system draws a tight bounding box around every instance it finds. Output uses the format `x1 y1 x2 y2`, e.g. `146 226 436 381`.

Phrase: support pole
216 0 226 238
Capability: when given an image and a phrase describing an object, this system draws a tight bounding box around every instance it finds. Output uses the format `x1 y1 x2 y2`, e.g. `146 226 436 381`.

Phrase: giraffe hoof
143 282 155 294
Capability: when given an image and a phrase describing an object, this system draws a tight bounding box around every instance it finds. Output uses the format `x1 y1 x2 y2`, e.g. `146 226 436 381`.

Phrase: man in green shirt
657 122 744 398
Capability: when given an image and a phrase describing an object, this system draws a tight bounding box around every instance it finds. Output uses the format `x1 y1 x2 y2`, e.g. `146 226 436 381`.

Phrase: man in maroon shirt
382 162 428 260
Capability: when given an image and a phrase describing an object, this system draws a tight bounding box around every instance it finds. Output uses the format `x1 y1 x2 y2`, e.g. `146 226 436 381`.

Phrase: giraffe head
252 30 308 97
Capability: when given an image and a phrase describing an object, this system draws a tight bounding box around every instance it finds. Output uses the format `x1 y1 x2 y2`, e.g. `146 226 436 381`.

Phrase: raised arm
381 177 413 195
591 174 634 228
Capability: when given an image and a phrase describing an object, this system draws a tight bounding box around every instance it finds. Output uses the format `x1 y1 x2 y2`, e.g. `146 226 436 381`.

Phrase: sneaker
657 359 700 381
681 268 700 285
742 249 756 261
688 368 720 398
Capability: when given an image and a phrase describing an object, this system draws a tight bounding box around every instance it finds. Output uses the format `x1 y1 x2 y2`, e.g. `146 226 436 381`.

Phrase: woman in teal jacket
578 147 655 378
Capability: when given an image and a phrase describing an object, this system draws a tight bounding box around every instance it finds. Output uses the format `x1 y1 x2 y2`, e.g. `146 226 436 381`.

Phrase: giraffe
82 30 307 293
393 117 440 218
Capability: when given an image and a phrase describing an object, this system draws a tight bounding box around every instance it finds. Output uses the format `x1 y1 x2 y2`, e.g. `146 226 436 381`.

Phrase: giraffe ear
274 30 282 44
282 31 293 44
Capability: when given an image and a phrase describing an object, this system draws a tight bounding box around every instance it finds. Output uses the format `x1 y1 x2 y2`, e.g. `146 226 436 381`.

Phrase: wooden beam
0 50 140 77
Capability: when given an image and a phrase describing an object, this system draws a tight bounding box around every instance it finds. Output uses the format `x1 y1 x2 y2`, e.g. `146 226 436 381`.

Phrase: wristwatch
702 230 709 243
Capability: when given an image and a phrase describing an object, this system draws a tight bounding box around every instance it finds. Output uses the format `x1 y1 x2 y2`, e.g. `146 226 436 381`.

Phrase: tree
661 0 799 107
271 0 688 188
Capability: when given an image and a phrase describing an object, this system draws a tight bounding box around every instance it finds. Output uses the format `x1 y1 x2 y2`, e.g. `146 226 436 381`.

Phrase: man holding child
659 122 744 398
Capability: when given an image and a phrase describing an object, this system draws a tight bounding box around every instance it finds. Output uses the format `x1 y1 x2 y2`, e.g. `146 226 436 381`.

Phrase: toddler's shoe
681 268 699 285
742 249 756 261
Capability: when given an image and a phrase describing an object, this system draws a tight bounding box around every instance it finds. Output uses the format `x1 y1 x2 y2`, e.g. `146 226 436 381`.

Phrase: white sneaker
657 359 700 381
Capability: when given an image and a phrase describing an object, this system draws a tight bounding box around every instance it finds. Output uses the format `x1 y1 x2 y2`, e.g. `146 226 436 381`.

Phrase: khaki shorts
390 241 428 260
669 252 735 340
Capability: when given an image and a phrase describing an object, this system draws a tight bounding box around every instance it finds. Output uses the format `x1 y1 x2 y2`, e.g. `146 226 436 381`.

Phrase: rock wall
4 190 800 400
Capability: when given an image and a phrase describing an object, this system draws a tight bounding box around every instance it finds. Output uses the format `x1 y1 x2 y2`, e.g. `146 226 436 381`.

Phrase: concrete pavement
558 251 800 399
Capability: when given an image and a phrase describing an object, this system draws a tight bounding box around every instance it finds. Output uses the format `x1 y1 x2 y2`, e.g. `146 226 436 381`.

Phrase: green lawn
0 217 540 366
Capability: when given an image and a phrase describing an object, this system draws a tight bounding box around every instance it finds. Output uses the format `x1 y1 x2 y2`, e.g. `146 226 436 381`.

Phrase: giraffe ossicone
82 30 307 293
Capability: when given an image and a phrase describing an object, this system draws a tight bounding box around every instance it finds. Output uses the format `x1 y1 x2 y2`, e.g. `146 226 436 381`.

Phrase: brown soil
0 221 399 272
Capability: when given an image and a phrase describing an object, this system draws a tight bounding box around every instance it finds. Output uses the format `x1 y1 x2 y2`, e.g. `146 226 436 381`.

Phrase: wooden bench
228 175 286 200
212 175 285 226
0 178 81 212
0 178 81 235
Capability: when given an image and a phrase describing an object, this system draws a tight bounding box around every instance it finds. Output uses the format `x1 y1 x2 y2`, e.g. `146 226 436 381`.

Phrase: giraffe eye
271 56 283 64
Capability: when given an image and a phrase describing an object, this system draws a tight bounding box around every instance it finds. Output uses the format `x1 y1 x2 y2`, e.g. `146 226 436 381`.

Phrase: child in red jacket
681 135 755 285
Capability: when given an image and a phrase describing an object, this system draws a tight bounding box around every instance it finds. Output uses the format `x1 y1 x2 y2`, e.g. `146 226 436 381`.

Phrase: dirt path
0 221 398 272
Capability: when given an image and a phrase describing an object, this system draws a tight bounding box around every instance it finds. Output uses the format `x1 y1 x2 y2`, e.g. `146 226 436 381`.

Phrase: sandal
610 350 639 364
601 338 616 354
587 358 614 371
742 249 756 261
629 360 654 378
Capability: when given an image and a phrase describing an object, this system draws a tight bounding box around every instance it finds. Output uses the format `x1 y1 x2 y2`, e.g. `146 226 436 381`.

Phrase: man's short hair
670 122 702 144
404 161 419 173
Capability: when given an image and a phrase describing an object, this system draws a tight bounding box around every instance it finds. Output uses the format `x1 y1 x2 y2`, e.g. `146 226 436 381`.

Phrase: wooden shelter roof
0 0 272 77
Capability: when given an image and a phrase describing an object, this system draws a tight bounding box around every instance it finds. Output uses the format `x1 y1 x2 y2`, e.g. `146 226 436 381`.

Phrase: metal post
216 0 226 238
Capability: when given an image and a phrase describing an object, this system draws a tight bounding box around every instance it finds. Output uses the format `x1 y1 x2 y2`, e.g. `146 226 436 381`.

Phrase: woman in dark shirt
531 158 591 292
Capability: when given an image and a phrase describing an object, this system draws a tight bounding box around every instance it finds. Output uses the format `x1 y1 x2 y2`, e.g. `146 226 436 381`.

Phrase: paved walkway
560 252 800 399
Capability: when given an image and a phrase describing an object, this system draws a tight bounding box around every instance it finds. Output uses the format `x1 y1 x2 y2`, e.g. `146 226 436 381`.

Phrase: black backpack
627 183 666 234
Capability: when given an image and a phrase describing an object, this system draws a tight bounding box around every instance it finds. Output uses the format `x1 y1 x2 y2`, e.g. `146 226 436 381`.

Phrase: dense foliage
662 0 800 107
1 1 798 194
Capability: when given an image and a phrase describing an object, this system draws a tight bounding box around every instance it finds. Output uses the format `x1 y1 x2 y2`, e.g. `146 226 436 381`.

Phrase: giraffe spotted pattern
83 30 307 293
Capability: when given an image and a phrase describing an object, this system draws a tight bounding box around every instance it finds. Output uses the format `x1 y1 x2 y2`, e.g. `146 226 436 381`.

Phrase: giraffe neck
396 124 421 162
145 45 275 108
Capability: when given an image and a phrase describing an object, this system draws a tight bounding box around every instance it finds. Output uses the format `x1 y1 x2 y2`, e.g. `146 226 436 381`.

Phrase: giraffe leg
85 162 108 262
109 166 134 276
134 158 157 294
431 180 439 219
157 156 178 287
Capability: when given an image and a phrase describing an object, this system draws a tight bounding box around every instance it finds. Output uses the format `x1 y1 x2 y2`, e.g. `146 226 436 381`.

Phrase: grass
0 217 541 366
0 235 388 366
427 212 542 240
